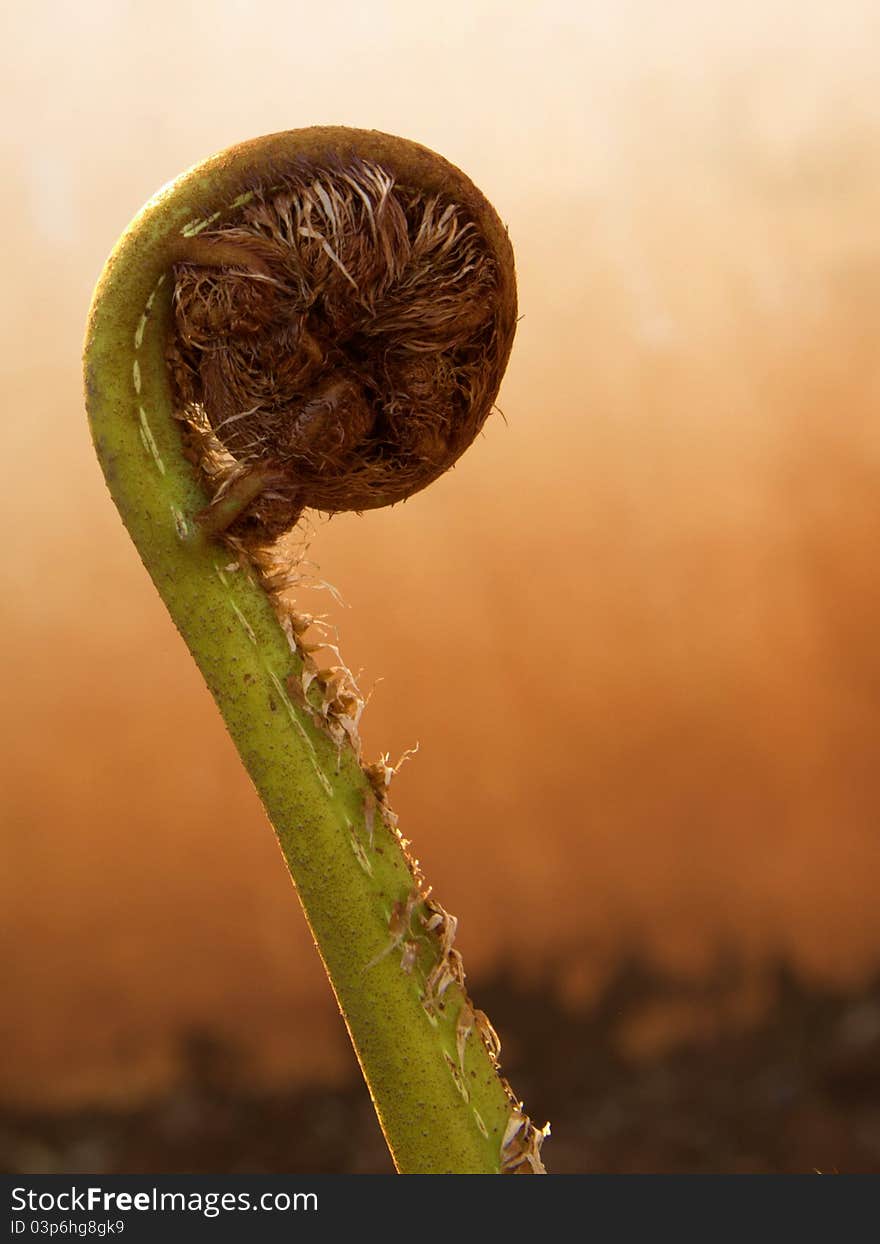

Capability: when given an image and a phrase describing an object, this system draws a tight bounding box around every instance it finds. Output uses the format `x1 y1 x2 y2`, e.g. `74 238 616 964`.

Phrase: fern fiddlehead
84 126 547 1174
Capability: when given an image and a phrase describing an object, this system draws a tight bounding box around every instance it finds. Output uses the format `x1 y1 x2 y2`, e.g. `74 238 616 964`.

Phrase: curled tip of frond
167 153 516 543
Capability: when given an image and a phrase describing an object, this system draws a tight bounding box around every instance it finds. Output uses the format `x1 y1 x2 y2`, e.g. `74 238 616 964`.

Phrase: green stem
83 127 546 1174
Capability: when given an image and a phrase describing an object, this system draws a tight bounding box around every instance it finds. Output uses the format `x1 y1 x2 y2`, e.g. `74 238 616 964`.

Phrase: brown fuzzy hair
167 149 517 541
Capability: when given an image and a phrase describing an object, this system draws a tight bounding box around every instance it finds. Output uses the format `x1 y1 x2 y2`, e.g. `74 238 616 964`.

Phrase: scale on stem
84 126 548 1174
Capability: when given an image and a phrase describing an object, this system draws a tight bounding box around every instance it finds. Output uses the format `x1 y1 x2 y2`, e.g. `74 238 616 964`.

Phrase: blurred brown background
2 0 880 1171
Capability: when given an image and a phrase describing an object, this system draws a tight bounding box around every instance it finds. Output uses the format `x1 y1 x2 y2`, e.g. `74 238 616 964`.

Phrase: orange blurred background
2 0 880 1114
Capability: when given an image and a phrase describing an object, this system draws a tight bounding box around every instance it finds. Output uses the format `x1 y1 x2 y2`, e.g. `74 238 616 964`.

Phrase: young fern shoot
84 126 548 1174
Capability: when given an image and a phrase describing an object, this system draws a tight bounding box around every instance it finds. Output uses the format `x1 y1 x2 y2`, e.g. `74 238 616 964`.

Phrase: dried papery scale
84 126 545 1174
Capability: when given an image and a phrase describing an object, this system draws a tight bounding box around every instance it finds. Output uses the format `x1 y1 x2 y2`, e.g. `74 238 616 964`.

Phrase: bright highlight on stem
83 126 548 1174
